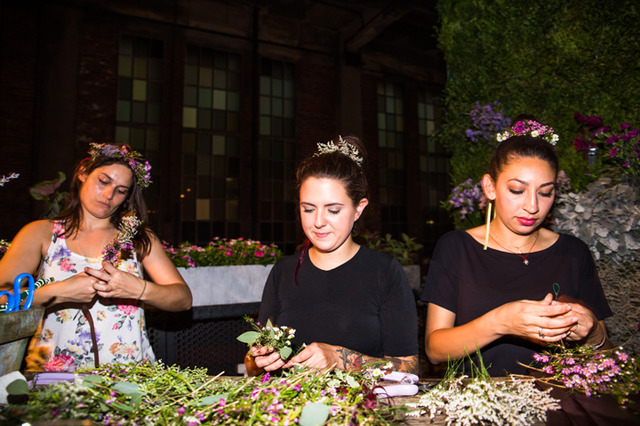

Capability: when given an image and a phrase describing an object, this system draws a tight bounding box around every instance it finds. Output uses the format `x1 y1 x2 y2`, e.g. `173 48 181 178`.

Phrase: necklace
489 231 539 265
75 228 114 261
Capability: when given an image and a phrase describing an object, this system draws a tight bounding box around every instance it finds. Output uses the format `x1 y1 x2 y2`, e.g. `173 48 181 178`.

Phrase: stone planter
0 307 44 375
178 264 274 307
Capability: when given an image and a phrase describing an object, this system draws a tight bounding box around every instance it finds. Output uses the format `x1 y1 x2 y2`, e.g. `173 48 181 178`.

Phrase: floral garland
314 135 364 167
496 119 559 145
89 143 152 188
102 213 141 265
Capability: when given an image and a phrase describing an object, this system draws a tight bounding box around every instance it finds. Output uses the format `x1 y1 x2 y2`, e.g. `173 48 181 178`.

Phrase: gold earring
483 201 493 250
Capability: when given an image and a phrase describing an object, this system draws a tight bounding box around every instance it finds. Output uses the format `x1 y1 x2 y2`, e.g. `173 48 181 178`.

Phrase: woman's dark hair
295 134 369 210
55 144 152 260
488 135 559 182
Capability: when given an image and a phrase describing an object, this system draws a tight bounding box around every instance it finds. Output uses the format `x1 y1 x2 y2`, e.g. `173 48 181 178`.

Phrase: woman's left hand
552 297 599 343
283 342 341 370
86 261 145 300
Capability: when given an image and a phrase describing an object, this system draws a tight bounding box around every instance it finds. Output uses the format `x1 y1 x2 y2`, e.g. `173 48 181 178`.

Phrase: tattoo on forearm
335 348 419 375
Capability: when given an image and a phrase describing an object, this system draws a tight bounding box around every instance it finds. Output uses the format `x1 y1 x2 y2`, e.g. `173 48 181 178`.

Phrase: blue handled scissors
0 273 36 313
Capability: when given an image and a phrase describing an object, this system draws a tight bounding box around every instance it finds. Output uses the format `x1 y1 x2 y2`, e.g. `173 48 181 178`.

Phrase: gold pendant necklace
489 232 539 265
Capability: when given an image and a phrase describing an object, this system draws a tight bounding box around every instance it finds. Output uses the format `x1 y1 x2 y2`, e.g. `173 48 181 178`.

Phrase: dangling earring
483 201 493 250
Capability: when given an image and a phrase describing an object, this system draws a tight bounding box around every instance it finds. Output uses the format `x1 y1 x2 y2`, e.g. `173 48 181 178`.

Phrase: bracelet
137 280 147 303
590 324 607 349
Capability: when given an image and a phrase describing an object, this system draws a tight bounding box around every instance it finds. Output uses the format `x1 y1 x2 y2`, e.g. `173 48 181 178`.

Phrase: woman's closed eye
328 209 340 215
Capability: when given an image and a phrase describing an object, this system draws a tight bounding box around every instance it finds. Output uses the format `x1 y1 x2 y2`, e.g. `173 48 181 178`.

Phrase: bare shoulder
15 219 54 242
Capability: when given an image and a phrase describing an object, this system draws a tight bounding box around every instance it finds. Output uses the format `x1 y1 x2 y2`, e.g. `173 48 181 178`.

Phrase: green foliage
29 171 70 219
358 232 423 266
436 0 640 193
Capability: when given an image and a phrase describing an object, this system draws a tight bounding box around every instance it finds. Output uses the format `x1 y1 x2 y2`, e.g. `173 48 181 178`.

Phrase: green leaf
131 392 143 409
346 374 359 388
199 393 228 405
6 379 29 395
237 330 260 344
82 375 104 388
299 402 330 426
112 382 140 395
279 346 292 360
111 401 134 412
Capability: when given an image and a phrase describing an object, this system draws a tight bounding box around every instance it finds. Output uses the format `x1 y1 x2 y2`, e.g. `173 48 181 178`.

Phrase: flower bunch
0 172 19 187
464 101 511 146
496 119 559 145
406 355 560 425
573 112 640 178
237 316 296 360
89 143 152 188
0 239 10 261
102 213 141 265
164 237 282 268
0 362 405 425
442 178 487 225
529 343 640 405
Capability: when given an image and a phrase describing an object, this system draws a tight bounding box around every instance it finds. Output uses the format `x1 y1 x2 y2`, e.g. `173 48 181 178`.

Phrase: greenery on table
436 0 640 227
0 362 405 425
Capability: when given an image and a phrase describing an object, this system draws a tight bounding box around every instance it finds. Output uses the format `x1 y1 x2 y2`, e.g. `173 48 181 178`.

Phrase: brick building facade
0 0 449 257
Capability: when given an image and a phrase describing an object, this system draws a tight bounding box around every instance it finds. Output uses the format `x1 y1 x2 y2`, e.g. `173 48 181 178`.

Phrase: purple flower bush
444 178 487 221
574 112 640 177
465 101 511 146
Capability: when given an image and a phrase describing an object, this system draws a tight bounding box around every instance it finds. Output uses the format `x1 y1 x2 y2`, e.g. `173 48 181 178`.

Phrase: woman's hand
249 345 287 372
552 296 603 344
497 293 577 343
283 342 341 371
86 261 145 300
56 272 100 304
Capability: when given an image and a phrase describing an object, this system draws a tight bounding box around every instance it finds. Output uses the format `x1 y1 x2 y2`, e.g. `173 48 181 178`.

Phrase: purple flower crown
89 143 152 188
496 120 559 146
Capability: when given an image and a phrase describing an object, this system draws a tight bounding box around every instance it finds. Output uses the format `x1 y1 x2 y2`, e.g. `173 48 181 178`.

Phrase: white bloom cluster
405 376 560 426
0 172 19 187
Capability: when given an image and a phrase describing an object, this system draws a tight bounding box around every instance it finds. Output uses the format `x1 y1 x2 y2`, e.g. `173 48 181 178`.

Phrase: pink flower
255 251 264 258
59 258 75 272
44 354 74 372
117 305 137 316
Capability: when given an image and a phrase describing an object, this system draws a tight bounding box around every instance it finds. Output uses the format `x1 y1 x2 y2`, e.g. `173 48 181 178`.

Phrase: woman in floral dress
0 143 191 371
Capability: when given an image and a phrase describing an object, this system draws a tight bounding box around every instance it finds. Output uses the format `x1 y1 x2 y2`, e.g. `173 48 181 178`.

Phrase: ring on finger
538 327 545 338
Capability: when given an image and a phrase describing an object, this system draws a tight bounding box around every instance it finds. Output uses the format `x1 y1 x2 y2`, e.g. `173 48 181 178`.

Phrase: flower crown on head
314 135 363 167
496 120 559 146
88 143 152 188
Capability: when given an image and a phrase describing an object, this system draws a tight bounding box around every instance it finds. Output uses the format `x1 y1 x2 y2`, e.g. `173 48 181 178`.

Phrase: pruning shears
0 273 36 313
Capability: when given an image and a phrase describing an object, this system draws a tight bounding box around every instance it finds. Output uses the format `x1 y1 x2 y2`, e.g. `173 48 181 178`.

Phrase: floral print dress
25 221 155 371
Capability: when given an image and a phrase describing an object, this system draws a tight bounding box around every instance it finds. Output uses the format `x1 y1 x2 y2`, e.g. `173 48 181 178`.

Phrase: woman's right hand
36 272 100 306
249 345 287 372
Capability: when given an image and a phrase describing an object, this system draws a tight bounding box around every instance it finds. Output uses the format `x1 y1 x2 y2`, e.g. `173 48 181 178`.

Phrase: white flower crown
314 135 363 166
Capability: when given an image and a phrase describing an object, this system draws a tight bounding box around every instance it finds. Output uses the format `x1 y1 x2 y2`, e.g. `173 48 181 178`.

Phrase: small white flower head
314 135 363 167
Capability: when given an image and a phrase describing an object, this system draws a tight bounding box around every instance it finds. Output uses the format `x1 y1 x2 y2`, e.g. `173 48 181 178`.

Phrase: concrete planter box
178 264 274 307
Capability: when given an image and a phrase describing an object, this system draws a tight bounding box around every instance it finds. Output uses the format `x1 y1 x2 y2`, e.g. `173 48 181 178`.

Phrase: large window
181 46 242 243
418 89 450 253
258 58 297 253
115 35 164 226
376 81 407 236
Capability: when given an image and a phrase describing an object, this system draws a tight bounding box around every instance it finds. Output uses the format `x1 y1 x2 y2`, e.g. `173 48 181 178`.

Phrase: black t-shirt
421 231 612 375
259 246 418 357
